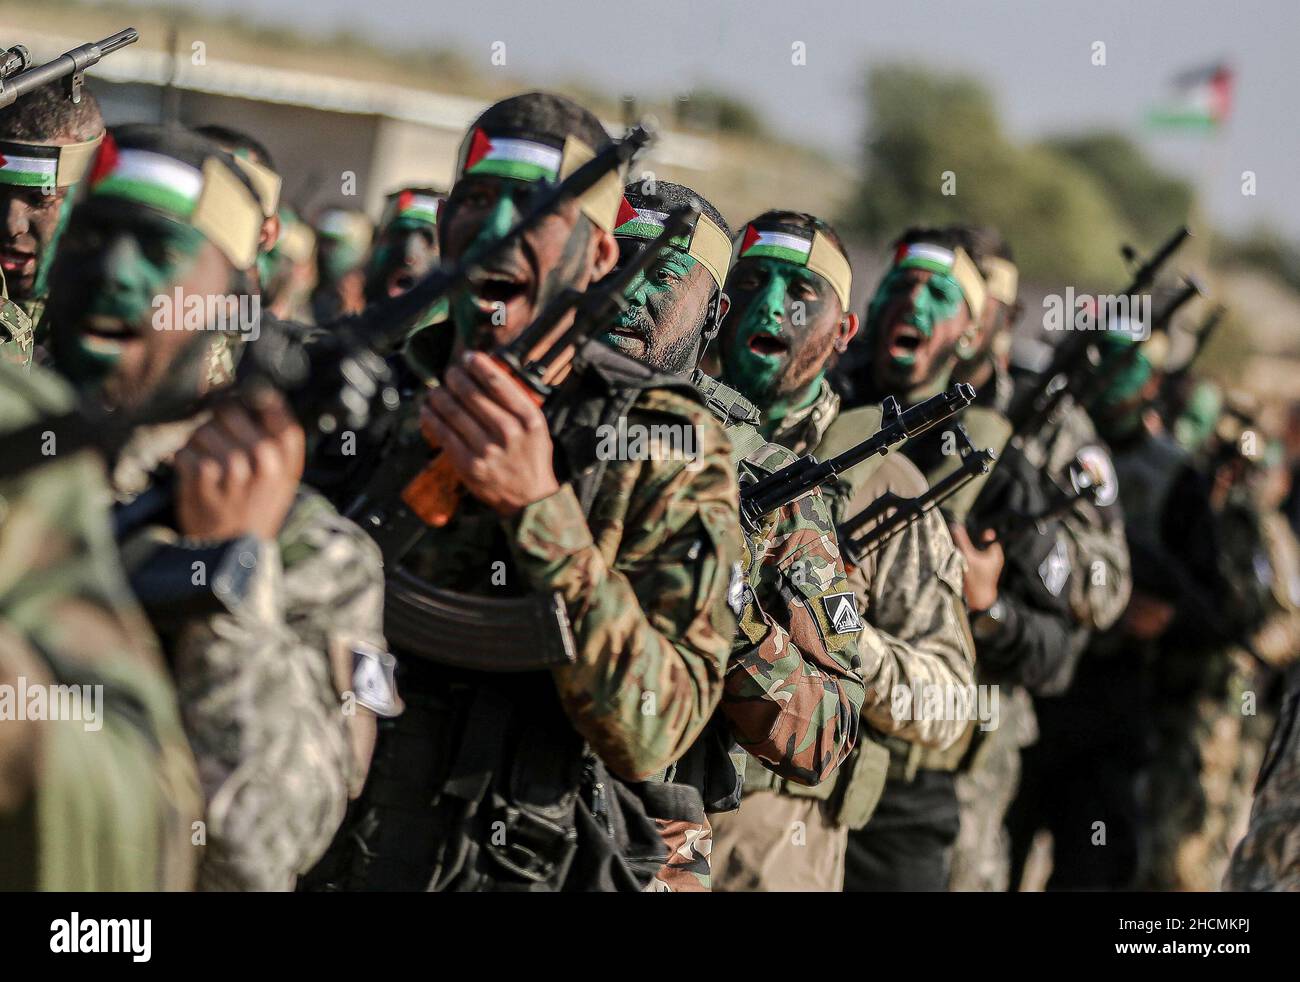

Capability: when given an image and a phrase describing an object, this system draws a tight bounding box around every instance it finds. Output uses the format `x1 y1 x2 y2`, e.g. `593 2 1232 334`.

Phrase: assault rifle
106 124 655 536
964 276 1201 546
0 29 139 108
398 203 699 527
1005 225 1191 445
1157 303 1226 423
737 383 975 533
838 426 996 563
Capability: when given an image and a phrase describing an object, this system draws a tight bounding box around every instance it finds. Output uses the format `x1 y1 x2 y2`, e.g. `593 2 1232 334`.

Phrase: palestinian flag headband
612 198 732 292
734 222 853 311
0 133 104 189
981 255 1018 306
892 242 987 319
381 188 442 230
86 134 264 271
455 127 623 232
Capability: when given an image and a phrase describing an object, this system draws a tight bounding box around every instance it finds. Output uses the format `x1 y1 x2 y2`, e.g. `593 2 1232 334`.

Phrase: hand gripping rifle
392 202 701 528
106 124 656 537
0 29 139 108
838 425 996 563
736 383 976 535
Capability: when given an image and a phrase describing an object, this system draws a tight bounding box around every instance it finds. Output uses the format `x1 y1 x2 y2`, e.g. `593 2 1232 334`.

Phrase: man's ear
591 226 619 280
837 311 860 350
260 214 281 255
718 292 731 322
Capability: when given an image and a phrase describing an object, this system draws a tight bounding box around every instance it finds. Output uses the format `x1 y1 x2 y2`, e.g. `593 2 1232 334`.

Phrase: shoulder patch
1038 535 1071 598
1075 444 1119 508
727 561 747 616
821 592 863 634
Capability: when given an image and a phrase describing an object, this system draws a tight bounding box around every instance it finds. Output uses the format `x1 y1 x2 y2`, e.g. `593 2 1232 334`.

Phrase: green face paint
448 190 522 347
866 266 964 367
602 242 698 356
31 190 75 301
721 257 836 411
49 215 208 386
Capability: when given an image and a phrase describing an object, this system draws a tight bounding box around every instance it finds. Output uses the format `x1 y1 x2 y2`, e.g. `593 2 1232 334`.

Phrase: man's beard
618 305 701 375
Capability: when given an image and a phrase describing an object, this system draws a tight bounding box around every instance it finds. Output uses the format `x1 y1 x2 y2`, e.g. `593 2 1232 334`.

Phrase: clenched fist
174 388 305 541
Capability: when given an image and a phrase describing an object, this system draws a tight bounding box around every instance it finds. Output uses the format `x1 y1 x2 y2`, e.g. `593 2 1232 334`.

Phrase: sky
116 0 1300 239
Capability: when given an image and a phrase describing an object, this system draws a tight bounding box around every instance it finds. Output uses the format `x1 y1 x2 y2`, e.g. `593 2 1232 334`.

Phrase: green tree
842 64 1177 286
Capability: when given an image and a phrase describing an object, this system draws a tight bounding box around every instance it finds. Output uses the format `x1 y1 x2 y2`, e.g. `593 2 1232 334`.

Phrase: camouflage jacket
111 417 388 891
0 292 34 370
397 359 743 782
769 377 976 750
693 373 865 786
1225 660 1300 890
0 362 201 890
1020 393 1132 633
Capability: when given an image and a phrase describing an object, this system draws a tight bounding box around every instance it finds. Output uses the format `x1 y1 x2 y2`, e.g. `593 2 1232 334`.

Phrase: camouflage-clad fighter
947 227 1131 892
0 359 202 890
703 210 977 891
606 183 866 888
311 206 371 323
314 94 743 892
1226 658 1300 890
1014 330 1260 889
44 125 394 891
0 81 105 367
363 184 450 376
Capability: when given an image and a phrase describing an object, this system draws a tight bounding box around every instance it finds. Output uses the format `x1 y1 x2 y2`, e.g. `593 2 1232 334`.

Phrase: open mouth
386 270 418 297
748 333 788 358
887 322 925 361
78 314 141 354
468 266 531 314
0 247 36 278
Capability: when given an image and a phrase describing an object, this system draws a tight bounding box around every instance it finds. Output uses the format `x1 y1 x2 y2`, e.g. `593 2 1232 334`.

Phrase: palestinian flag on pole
0 147 57 188
462 129 561 182
1146 63 1234 130
738 225 812 265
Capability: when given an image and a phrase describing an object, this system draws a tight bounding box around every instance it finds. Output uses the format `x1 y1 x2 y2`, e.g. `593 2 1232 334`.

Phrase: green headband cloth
0 134 103 189
88 135 264 270
733 222 852 310
891 242 987 319
612 198 731 291
381 188 442 229
455 127 623 231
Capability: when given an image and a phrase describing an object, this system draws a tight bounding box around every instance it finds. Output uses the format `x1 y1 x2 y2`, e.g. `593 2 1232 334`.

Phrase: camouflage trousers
709 792 847 891
647 816 713 892
950 687 1037 892
1140 669 1267 892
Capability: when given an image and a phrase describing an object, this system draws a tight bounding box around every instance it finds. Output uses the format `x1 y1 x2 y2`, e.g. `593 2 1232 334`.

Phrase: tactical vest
324 342 712 892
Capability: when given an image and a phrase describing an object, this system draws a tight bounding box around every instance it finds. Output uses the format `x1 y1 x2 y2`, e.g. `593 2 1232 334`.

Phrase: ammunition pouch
319 680 665 892
663 715 747 814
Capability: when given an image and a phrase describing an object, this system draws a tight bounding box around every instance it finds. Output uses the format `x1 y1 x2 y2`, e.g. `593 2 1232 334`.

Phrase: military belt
384 568 577 672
